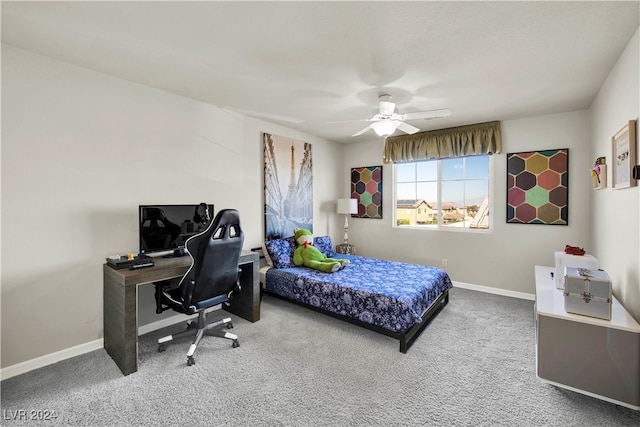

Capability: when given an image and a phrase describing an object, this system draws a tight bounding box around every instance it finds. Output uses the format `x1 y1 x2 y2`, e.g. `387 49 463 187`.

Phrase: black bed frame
262 287 450 353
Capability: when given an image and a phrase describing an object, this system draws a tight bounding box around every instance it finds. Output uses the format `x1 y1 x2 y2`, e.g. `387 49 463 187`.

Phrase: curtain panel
383 121 502 163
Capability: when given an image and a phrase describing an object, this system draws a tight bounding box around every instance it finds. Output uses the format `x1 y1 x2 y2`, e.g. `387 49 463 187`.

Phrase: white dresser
535 265 640 410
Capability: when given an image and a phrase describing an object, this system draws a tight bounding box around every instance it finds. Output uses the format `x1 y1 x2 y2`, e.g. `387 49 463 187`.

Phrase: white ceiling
2 1 639 143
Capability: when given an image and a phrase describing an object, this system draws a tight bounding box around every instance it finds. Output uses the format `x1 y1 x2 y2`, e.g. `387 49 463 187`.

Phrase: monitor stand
163 247 189 258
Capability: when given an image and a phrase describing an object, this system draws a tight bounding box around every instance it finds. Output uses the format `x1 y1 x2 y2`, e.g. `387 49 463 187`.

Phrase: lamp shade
370 119 400 137
337 198 358 214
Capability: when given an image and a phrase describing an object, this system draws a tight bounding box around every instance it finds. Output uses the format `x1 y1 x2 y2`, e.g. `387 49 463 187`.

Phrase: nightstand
335 243 356 255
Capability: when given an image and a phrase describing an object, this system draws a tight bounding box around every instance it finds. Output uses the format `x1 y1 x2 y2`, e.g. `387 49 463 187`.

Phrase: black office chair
140 207 182 251
154 208 245 366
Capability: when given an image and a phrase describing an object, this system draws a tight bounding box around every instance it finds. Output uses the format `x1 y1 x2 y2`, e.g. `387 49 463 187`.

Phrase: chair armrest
154 281 171 314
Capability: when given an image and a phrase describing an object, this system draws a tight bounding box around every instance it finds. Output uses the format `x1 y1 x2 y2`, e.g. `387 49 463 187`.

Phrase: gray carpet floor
2 287 640 426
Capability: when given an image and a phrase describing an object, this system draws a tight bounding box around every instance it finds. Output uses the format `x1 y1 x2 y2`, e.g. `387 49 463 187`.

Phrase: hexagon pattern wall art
507 149 568 225
351 165 383 219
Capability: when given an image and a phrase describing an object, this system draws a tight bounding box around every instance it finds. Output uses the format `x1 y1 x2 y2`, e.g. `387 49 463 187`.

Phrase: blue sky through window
396 156 489 207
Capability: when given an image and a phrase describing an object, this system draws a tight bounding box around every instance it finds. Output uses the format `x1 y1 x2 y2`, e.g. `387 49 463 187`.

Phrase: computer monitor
139 203 214 256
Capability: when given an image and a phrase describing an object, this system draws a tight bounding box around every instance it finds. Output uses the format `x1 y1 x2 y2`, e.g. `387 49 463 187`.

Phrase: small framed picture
611 120 637 190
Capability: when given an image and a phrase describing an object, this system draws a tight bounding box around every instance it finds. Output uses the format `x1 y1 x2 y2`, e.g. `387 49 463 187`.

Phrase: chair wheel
187 356 195 366
232 340 240 348
227 322 234 329
158 344 166 352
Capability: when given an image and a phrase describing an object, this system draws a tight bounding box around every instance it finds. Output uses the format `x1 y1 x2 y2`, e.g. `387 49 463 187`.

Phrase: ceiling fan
349 94 451 138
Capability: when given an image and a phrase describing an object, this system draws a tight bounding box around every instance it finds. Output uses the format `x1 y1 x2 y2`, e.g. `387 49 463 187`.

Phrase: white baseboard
1 308 222 380
453 280 535 301
1 339 104 381
138 312 198 336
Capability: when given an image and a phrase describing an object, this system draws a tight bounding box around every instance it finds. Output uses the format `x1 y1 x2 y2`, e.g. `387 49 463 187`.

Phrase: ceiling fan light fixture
379 100 395 116
371 119 400 137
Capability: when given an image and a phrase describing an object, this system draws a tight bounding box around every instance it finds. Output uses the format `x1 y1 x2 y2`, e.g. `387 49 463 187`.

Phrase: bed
258 236 453 353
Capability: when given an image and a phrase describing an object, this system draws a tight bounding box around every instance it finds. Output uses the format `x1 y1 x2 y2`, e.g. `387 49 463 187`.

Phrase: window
394 155 491 230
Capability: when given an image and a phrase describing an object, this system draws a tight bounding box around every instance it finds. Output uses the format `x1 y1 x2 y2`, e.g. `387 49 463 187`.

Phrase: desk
104 251 259 375
535 265 640 410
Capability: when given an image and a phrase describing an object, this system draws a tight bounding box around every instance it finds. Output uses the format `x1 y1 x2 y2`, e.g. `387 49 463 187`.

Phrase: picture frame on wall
611 120 637 190
262 133 313 240
350 165 383 219
506 148 569 225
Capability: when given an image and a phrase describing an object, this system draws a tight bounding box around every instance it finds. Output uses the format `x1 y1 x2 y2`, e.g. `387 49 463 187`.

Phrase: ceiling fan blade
328 118 372 124
352 125 373 137
403 108 452 120
396 122 420 135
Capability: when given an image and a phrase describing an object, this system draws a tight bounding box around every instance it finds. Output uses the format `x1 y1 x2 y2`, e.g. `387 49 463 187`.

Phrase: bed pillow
314 236 336 257
263 236 296 268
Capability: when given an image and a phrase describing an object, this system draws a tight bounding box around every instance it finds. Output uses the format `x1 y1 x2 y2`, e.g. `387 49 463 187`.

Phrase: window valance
383 120 502 163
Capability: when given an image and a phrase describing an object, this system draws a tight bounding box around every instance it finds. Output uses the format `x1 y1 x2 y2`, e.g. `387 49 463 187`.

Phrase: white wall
343 110 592 296
3 26 638 372
589 28 639 321
1 45 344 368
341 27 640 321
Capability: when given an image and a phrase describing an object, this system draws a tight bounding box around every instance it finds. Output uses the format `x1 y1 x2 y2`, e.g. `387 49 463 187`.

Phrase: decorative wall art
506 148 568 225
351 165 383 219
263 133 313 240
591 157 607 190
611 120 637 190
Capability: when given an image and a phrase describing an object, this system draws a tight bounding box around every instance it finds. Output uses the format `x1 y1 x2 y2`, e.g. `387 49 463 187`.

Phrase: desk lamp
336 198 358 244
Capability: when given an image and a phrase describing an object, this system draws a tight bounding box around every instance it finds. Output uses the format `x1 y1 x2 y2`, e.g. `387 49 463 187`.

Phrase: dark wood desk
103 251 259 375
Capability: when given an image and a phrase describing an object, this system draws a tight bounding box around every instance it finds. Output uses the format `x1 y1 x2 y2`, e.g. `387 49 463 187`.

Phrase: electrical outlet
441 258 448 267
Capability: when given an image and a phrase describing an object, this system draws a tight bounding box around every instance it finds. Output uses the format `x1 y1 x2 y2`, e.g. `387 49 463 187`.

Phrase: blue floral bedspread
265 255 453 332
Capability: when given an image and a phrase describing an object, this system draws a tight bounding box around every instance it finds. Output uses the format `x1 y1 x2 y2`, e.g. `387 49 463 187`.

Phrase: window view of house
395 155 490 230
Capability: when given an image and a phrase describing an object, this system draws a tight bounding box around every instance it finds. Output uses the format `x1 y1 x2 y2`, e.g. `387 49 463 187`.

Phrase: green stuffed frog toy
292 228 349 273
